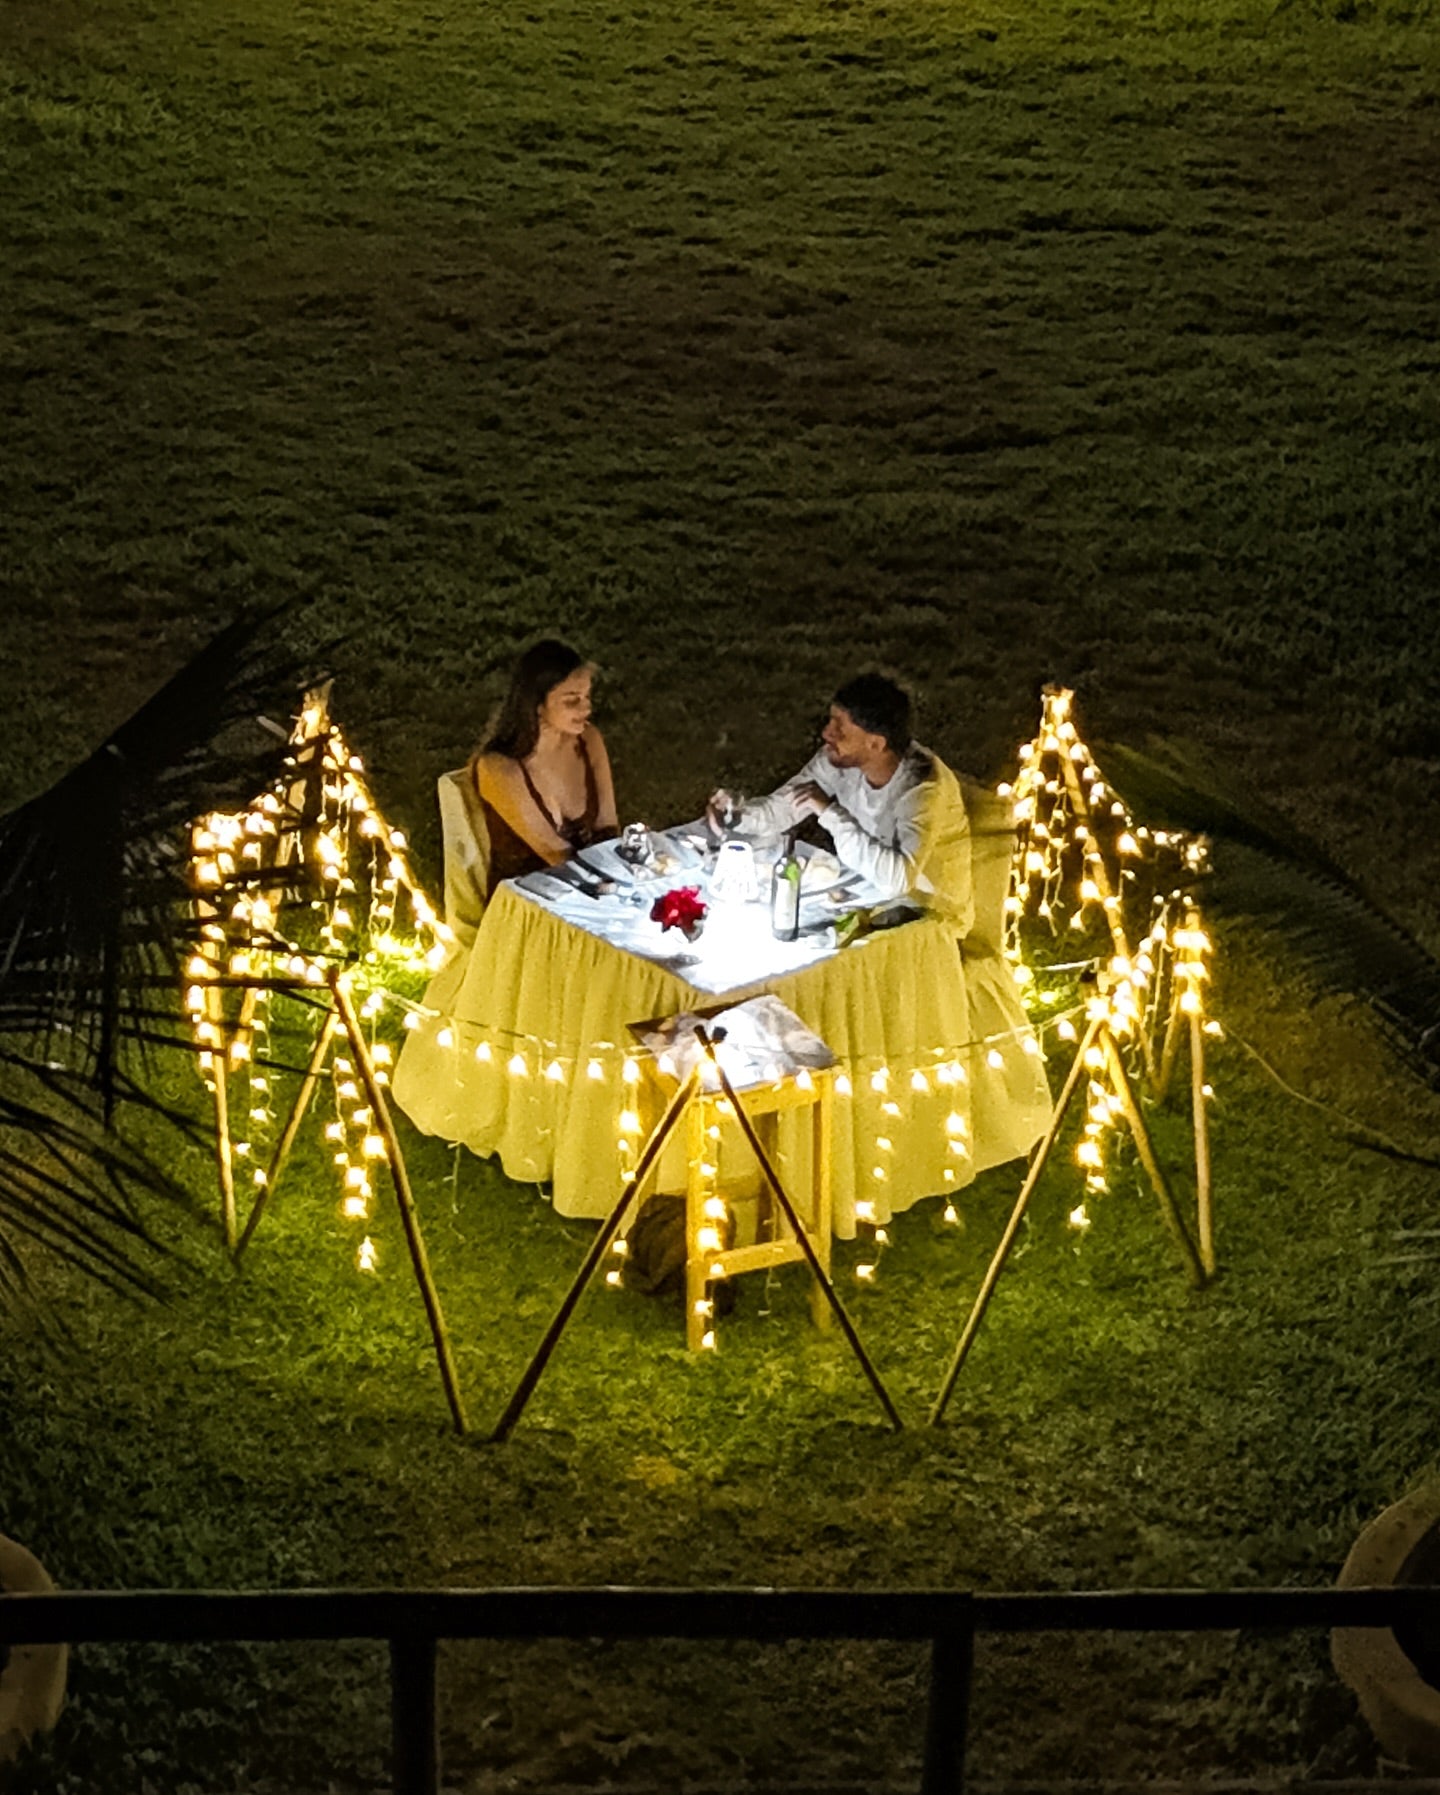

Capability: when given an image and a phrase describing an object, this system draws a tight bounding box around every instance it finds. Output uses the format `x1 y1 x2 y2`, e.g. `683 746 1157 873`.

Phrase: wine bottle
771 828 801 942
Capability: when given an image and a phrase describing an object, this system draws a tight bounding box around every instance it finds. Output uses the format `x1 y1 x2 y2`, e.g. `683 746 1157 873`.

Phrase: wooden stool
631 1035 834 1351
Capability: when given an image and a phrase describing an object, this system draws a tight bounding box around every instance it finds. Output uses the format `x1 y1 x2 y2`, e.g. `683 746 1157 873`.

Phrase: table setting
393 799 1053 1236
509 823 889 996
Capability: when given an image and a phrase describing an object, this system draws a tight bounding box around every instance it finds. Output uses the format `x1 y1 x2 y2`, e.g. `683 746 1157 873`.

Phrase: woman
472 640 618 894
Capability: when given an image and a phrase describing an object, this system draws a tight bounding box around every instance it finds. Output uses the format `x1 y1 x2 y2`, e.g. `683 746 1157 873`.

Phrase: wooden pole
330 973 469 1436
811 1072 834 1332
1155 980 1185 1103
234 983 259 1068
929 1014 1104 1427
1099 1031 1206 1289
190 973 337 992
489 1068 701 1444
234 1005 341 1261
206 974 238 1251
684 1095 710 1354
1057 748 1131 964
1191 1009 1215 1276
1056 748 1156 1084
696 1029 905 1434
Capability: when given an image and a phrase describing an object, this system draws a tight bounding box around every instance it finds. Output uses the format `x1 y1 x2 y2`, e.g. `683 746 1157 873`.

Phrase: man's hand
707 787 743 835
791 781 833 818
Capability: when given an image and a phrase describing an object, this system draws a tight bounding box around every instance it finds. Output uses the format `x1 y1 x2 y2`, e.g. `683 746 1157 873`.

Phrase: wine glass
618 821 653 869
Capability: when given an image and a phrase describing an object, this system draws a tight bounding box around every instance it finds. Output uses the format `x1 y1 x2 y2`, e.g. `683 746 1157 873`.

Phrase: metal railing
1 1584 1430 1793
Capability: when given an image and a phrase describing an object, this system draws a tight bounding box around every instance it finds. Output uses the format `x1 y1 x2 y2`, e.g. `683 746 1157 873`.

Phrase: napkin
516 870 582 904
635 994 835 1090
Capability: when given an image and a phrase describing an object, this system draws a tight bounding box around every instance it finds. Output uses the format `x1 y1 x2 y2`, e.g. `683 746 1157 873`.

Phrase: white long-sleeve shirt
742 743 974 931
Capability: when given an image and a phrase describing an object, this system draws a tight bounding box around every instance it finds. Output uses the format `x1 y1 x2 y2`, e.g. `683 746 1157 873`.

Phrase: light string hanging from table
184 686 453 1273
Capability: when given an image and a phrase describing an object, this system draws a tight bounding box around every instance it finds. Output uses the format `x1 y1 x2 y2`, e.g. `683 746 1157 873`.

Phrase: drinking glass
618 821 653 869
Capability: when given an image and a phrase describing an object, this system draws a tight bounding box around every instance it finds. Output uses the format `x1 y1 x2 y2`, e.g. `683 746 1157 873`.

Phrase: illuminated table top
508 830 887 998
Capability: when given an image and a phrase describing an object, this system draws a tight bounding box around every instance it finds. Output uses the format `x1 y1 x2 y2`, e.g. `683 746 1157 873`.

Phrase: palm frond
0 606 316 1298
1098 739 1346 874
1102 739 1440 1083
0 607 307 1091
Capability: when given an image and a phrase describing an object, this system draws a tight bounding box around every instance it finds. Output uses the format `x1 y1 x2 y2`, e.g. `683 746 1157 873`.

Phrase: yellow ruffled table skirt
393 886 1052 1237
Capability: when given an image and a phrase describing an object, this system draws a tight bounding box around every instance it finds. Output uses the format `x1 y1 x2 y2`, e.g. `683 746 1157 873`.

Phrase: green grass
6 928 1440 1789
3 0 1440 1783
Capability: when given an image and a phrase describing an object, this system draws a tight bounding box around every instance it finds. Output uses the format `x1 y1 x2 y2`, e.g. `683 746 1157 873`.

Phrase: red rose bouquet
650 885 707 942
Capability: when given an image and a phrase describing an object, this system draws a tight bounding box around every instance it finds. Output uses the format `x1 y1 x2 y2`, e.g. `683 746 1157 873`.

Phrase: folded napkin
635 994 835 1091
515 870 584 904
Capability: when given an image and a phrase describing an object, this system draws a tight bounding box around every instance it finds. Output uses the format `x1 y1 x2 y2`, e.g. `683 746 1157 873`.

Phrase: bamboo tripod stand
928 992 1209 1428
198 966 468 1435
944 684 1218 1424
491 1025 904 1442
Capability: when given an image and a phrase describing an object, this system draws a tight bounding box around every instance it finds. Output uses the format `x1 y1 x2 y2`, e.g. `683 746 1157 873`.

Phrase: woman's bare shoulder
473 751 524 796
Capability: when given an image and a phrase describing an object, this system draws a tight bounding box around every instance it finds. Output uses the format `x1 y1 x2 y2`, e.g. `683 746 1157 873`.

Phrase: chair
436 767 492 952
959 777 1014 959
958 777 1055 1172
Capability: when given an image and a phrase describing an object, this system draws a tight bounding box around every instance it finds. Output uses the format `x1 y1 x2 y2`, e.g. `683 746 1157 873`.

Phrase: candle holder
710 839 758 904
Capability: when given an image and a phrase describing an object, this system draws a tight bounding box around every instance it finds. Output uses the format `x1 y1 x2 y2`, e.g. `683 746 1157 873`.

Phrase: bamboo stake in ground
1057 743 1131 966
929 1014 1105 1428
234 1004 341 1261
330 972 469 1437
206 978 238 1251
811 1073 834 1333
489 1068 701 1444
1055 743 1158 1086
1155 976 1185 1103
1099 1030 1206 1289
1146 935 1218 1275
1191 1007 1214 1276
695 1028 904 1434
212 1066 236 1250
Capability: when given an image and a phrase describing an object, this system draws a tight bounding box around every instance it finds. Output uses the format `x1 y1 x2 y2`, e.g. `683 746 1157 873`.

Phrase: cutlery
552 862 603 899
574 849 621 890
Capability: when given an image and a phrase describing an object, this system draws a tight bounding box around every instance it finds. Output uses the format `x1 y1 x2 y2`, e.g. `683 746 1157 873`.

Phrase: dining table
392 825 1053 1236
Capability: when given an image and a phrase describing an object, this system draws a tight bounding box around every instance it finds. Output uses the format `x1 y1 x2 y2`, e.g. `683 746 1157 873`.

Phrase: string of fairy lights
999 688 1219 1240
182 684 1221 1312
185 693 454 1271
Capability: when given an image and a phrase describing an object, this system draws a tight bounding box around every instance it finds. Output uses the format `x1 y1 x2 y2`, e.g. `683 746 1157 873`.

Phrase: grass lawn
2 0 1440 1784
7 940 1440 1792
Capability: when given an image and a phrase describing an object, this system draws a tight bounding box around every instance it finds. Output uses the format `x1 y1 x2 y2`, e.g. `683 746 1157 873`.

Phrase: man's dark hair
832 673 912 755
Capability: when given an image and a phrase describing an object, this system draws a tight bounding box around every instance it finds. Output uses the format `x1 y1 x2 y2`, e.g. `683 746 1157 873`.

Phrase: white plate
649 831 703 874
799 851 846 896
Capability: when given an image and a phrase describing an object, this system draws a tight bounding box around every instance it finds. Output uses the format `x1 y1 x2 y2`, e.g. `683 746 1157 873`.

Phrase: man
719 674 973 931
